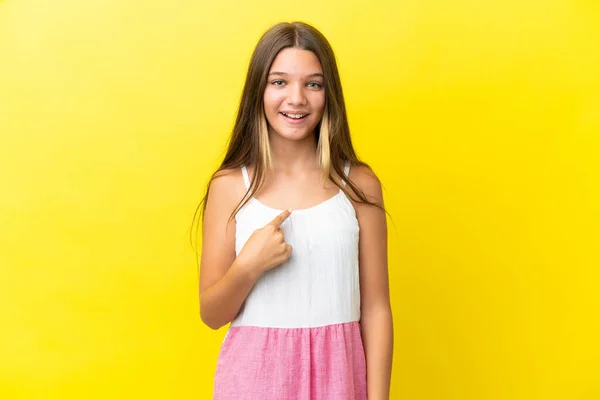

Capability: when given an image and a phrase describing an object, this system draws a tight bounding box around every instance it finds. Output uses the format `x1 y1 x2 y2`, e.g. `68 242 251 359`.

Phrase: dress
213 161 367 400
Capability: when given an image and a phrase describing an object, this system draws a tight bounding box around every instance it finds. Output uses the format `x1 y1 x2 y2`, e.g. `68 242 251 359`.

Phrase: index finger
268 209 292 227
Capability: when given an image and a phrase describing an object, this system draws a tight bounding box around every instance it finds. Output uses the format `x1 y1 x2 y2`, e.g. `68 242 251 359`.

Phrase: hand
237 209 293 277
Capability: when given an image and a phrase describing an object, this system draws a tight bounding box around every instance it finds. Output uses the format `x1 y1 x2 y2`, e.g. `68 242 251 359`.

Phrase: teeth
282 112 307 119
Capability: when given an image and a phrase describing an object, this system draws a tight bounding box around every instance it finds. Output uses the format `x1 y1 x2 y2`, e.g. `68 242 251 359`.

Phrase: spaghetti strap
343 161 351 186
241 165 251 190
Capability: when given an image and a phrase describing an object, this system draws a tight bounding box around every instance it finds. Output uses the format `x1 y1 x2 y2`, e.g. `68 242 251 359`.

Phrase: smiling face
263 47 326 142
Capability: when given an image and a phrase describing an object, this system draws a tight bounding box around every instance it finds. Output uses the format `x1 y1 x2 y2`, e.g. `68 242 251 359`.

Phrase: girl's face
263 47 326 142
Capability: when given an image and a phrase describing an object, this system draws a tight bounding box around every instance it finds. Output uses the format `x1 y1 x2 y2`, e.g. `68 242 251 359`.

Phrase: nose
287 82 307 106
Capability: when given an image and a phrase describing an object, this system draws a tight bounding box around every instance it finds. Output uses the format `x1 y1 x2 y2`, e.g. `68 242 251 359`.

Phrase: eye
307 82 323 89
271 80 285 86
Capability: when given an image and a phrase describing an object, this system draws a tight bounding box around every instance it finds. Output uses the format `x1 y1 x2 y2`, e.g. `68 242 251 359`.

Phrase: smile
280 112 308 119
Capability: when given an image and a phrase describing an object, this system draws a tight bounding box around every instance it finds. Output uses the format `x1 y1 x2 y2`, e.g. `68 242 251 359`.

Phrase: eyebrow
268 72 324 78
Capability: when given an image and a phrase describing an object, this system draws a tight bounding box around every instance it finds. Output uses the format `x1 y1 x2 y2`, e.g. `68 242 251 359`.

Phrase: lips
279 112 309 125
280 111 309 120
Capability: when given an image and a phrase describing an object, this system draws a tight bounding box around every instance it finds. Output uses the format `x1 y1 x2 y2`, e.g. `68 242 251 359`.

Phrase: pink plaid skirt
213 322 367 399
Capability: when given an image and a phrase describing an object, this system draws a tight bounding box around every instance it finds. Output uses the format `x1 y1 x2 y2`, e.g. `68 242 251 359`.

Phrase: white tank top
231 161 361 329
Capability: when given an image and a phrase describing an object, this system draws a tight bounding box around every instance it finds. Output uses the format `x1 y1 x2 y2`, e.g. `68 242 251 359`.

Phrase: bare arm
198 169 255 330
199 169 292 330
352 166 394 399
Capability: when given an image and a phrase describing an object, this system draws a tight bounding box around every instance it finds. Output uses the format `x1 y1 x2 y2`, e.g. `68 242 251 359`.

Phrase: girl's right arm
198 170 291 330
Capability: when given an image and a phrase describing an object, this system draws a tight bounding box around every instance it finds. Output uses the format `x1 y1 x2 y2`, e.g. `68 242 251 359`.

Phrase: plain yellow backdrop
1 0 599 399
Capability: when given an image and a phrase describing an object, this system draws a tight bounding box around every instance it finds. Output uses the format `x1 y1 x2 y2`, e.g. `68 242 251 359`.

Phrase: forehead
269 47 323 75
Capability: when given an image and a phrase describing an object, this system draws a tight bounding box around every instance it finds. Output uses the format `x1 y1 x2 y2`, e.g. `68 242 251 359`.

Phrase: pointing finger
268 209 292 228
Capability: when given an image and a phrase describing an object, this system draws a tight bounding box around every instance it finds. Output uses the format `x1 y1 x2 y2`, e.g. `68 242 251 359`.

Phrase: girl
196 21 393 399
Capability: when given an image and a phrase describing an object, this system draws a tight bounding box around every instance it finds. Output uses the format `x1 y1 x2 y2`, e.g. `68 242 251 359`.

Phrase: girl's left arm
352 166 394 400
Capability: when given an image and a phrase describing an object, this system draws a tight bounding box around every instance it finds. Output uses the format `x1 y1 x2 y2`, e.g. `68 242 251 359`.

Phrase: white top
231 161 361 329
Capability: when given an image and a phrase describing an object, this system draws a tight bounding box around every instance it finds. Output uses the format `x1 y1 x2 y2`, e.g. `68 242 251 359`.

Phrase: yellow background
1 0 599 399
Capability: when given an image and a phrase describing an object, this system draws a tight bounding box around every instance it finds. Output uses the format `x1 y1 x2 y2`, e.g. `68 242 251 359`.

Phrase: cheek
311 93 326 115
263 90 283 112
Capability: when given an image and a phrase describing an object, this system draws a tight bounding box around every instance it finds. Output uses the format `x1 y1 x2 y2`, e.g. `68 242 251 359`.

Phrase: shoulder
347 163 383 206
206 167 247 210
209 167 242 191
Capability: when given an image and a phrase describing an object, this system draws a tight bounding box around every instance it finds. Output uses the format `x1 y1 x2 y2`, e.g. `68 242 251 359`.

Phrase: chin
274 128 316 142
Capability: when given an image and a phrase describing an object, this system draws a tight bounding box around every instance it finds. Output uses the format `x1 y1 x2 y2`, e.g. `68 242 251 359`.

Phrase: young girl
197 21 393 399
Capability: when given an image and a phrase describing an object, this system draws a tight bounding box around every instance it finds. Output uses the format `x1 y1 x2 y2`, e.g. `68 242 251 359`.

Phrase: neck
268 131 319 173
